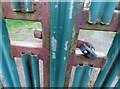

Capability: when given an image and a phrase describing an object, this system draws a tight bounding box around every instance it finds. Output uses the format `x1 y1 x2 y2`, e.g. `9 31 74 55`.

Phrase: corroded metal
1 1 120 87
2 2 119 31
11 41 43 59
34 30 42 39
2 2 42 21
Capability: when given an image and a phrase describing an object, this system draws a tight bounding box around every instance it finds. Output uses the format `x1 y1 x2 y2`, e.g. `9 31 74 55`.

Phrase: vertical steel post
1 18 21 87
22 54 40 87
30 54 40 88
10 1 21 11
114 79 120 88
50 1 75 87
89 1 102 24
94 32 120 88
2 54 14 87
0 80 3 89
72 65 93 88
72 65 85 87
80 65 93 87
102 54 120 87
101 1 118 25
22 54 32 87
23 0 34 12
64 2 84 87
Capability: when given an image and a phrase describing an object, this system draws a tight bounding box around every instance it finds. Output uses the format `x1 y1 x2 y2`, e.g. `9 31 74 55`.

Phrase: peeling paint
89 69 92 76
52 52 56 59
69 0 74 19
51 36 57 59
64 41 69 51
55 5 58 8
60 27 63 29
64 57 66 61
51 36 57 52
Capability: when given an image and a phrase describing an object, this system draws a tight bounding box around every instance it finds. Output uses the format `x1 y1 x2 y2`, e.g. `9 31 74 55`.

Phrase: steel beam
11 41 43 59
21 53 40 87
2 2 119 31
114 79 120 88
1 18 21 87
10 40 106 69
21 54 32 87
93 31 120 88
102 54 120 87
72 65 93 87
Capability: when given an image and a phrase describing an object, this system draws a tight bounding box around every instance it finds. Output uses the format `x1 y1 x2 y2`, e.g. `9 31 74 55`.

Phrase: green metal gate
0 1 120 88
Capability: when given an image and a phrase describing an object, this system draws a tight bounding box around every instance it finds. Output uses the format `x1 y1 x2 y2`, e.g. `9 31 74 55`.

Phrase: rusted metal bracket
2 2 120 31
10 40 106 68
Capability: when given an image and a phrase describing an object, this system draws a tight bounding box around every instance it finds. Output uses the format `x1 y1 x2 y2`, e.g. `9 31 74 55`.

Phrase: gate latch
80 43 98 60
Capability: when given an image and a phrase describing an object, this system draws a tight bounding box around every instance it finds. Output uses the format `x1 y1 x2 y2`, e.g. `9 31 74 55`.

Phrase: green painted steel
94 32 120 88
30 55 40 87
50 2 59 87
22 54 40 87
22 54 32 87
102 53 120 87
72 65 85 87
114 79 120 88
81 65 93 87
0 80 3 89
72 65 93 87
10 1 21 11
50 1 75 87
1 18 21 87
23 0 34 12
2 54 14 87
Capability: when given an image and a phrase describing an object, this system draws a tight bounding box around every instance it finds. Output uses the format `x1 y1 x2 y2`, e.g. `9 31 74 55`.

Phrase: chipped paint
55 5 58 8
52 52 56 59
64 57 66 61
51 36 57 59
64 41 69 51
89 69 92 76
69 0 74 19
51 36 57 52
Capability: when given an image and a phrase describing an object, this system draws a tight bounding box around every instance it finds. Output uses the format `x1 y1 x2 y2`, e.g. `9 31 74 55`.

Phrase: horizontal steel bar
76 54 106 68
11 41 43 59
11 41 106 68
2 2 119 32
2 2 42 21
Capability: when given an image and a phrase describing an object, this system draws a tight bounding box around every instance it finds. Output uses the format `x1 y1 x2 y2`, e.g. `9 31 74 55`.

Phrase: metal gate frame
1 1 120 88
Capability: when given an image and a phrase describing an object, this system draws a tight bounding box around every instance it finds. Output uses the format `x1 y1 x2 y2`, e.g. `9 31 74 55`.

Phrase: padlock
80 43 98 60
